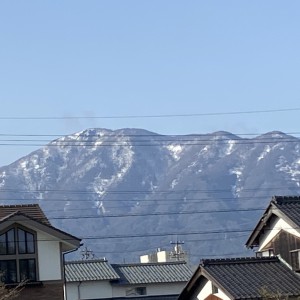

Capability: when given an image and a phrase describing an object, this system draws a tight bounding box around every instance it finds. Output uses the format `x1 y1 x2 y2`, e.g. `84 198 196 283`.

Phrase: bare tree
0 281 25 300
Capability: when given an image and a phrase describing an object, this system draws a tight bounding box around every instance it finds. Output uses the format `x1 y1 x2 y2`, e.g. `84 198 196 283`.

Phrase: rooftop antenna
170 237 185 261
80 246 95 260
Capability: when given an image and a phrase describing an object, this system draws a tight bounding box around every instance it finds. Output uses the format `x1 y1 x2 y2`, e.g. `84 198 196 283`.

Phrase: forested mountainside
0 128 299 263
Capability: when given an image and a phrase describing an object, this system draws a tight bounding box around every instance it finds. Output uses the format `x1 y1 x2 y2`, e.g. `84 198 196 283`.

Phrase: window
135 287 146 295
126 287 147 296
256 248 274 258
212 284 218 294
18 229 35 254
290 250 300 270
0 229 16 255
0 226 37 283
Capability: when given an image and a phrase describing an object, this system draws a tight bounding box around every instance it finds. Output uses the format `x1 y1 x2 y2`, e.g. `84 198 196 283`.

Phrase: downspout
77 281 82 300
63 243 83 300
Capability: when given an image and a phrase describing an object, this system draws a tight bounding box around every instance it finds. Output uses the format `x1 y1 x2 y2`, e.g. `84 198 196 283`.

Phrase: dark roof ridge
66 259 108 264
0 204 40 208
111 261 187 267
201 256 279 266
272 195 300 204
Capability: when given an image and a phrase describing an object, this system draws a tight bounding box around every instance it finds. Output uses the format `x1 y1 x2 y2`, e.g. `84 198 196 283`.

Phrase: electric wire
0 107 299 120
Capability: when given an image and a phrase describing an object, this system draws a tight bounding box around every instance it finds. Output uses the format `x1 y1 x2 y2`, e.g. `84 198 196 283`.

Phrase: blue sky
1 1 300 165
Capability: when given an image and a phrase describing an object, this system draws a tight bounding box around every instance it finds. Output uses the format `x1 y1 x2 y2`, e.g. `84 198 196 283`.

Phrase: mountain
0 128 300 264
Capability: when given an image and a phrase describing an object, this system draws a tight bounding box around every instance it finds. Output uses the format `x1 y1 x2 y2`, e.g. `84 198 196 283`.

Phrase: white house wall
36 230 62 281
258 217 300 251
66 281 186 299
196 278 231 300
112 282 186 298
15 221 63 281
66 281 113 300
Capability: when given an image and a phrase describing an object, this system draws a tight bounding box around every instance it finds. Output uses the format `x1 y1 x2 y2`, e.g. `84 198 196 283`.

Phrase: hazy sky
1 1 300 165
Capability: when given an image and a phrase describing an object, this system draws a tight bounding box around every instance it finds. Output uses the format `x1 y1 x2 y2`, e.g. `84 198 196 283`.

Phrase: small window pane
7 229 15 255
0 234 6 255
28 259 36 281
20 259 36 282
26 232 35 254
7 260 17 283
17 229 26 254
0 260 17 284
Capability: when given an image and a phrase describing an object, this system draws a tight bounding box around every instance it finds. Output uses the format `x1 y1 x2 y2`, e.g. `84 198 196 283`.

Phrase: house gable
246 196 300 249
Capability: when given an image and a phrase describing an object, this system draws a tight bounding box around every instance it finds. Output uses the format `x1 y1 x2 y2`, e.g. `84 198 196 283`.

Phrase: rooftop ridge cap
0 203 39 207
272 195 300 204
66 259 108 264
113 261 187 267
201 256 279 266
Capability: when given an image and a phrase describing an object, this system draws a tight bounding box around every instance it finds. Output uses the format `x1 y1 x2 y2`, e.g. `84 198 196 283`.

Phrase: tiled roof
0 204 51 225
201 257 300 299
65 260 120 282
111 262 193 284
272 195 300 227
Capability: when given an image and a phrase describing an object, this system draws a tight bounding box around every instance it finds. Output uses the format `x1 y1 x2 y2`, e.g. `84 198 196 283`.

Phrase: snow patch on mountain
166 144 183 161
0 172 6 188
230 166 245 196
171 179 178 189
276 156 300 183
258 145 272 161
220 140 236 157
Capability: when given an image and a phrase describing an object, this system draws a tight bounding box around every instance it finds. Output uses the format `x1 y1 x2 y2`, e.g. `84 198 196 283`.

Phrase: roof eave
245 203 273 248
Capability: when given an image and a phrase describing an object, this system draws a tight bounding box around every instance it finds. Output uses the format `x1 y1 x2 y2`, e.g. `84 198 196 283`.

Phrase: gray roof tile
65 260 120 282
0 204 50 225
112 262 193 284
201 257 300 299
272 195 300 227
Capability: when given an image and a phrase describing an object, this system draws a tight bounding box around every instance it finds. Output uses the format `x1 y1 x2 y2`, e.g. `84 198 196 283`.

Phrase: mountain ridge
0 128 299 263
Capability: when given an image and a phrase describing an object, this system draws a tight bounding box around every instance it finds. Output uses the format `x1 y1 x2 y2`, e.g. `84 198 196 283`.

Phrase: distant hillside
0 128 299 263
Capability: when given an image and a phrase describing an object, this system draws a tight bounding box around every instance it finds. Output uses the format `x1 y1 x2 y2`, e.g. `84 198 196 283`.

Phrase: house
178 195 300 300
0 204 81 300
246 195 300 270
178 256 300 300
65 259 193 300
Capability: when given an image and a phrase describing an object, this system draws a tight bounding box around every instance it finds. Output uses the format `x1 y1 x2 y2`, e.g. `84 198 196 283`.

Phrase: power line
0 138 299 147
1 208 265 223
37 207 266 220
1 131 300 138
0 186 297 194
0 107 299 120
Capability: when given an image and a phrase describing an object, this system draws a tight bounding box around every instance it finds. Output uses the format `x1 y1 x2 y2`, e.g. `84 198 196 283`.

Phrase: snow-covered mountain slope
0 128 300 263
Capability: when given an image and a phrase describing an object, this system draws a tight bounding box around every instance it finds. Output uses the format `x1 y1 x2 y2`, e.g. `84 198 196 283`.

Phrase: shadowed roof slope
0 204 50 225
272 195 300 227
111 262 193 284
201 257 300 299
